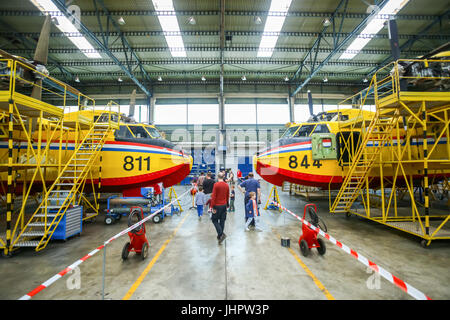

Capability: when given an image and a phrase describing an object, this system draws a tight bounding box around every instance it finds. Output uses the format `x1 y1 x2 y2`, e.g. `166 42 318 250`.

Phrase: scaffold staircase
331 108 400 214
12 121 112 251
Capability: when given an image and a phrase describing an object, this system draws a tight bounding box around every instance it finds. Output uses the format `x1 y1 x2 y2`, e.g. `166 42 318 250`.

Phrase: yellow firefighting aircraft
255 49 450 190
0 16 192 197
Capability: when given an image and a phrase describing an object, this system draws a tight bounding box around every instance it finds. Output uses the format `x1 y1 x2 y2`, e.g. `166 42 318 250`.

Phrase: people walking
210 172 230 244
197 171 206 188
202 171 215 215
245 191 262 231
237 169 242 183
229 185 235 212
194 186 207 220
227 170 235 185
238 172 261 228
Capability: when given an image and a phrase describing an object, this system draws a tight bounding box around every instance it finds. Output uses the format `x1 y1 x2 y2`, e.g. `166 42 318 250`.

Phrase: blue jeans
197 204 204 217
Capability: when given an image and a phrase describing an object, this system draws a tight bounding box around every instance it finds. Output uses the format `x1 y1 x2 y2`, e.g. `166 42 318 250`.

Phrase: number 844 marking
288 155 322 169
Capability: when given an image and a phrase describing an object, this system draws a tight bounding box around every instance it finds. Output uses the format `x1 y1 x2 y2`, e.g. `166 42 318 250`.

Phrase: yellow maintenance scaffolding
0 58 120 255
330 57 450 247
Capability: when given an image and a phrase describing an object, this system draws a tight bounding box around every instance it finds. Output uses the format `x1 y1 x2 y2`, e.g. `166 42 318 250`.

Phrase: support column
288 94 295 123
6 100 14 256
148 96 155 124
422 103 429 236
217 0 226 171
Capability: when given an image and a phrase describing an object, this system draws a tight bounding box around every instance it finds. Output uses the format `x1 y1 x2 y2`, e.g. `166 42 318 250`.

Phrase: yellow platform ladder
11 114 114 251
331 107 401 214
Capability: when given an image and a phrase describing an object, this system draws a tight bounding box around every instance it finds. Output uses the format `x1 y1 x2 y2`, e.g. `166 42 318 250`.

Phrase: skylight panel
152 0 187 58
30 0 102 59
340 0 410 59
257 0 293 58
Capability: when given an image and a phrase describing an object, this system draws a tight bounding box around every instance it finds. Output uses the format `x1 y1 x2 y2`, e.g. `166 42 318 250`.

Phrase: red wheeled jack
298 203 326 257
122 206 149 260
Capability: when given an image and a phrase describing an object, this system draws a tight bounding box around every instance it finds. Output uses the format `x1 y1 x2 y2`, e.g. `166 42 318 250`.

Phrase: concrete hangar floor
1 182 449 300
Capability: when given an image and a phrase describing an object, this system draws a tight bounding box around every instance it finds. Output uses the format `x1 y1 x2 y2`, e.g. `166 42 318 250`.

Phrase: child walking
245 191 262 231
195 186 207 220
229 185 235 212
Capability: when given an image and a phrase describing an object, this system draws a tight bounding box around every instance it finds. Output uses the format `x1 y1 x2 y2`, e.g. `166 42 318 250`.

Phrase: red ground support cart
298 203 327 257
122 206 149 260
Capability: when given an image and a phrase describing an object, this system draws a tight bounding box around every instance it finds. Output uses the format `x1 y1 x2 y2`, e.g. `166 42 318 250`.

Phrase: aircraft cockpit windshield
281 126 300 138
306 111 348 123
294 124 315 137
308 112 338 122
115 125 163 139
145 126 162 139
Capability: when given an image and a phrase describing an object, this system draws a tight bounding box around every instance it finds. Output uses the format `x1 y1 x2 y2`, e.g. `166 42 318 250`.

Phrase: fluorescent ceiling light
257 0 292 58
152 0 187 57
340 0 410 59
30 0 101 59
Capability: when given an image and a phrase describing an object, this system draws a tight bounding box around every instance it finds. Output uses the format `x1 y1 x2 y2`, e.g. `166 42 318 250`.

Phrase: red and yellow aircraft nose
161 152 193 187
98 141 193 191
254 140 341 188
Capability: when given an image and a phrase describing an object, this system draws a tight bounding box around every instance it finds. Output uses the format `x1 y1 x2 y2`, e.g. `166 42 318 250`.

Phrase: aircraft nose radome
253 155 258 172
188 155 193 170
254 153 285 187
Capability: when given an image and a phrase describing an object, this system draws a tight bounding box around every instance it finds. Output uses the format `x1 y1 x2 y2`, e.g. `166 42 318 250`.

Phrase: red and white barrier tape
271 202 432 300
18 188 192 300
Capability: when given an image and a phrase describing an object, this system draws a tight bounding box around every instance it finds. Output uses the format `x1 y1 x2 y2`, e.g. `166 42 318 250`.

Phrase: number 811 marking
123 156 151 171
288 155 322 169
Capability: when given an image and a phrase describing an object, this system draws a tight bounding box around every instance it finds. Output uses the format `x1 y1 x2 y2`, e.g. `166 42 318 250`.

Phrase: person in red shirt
237 169 242 183
210 172 230 244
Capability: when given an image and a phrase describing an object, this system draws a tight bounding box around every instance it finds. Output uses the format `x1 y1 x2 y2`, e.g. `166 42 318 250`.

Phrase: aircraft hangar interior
0 0 449 307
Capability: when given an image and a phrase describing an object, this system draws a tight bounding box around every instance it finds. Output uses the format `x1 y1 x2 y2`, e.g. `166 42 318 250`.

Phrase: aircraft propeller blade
31 15 51 102
307 90 314 116
128 89 137 118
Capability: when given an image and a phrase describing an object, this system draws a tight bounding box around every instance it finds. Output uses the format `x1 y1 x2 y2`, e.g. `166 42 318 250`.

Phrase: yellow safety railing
0 58 83 112
0 58 124 253
329 56 450 246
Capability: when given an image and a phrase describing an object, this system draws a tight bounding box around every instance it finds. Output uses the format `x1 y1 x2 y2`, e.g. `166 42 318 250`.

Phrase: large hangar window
154 104 187 124
188 104 219 124
225 104 256 124
257 104 290 124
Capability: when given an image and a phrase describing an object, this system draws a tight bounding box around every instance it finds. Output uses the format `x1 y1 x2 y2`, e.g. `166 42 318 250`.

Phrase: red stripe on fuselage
256 161 341 187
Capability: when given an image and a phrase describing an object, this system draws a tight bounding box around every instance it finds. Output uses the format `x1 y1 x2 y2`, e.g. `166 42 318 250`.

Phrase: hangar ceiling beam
290 0 390 97
52 0 152 97
73 80 363 87
2 30 446 42
0 9 439 21
50 70 369 79
4 46 431 56
56 58 379 67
